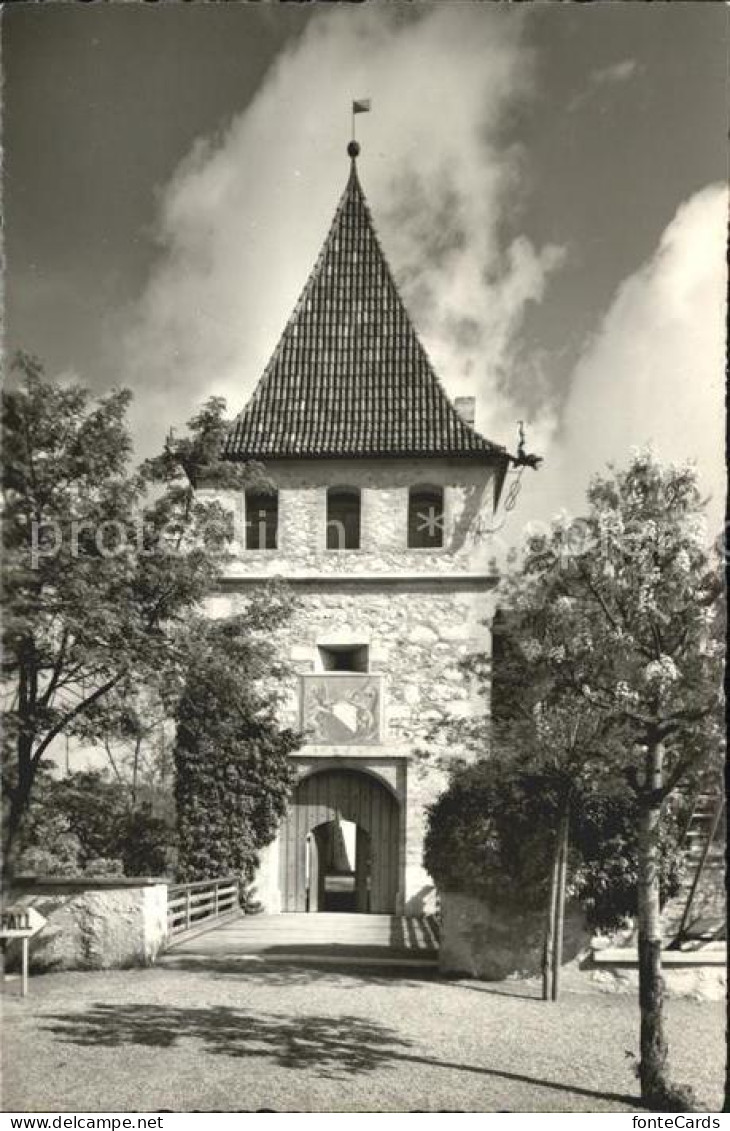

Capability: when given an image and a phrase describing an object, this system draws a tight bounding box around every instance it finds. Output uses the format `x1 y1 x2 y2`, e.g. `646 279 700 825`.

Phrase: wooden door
305 831 320 912
355 827 371 913
279 769 399 913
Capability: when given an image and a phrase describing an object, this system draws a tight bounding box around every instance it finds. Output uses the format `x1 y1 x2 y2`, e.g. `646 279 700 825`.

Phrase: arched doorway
279 768 400 913
307 819 371 912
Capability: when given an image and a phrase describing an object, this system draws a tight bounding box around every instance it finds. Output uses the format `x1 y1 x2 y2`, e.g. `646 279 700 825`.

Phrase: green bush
424 761 560 908
14 767 176 878
424 760 684 931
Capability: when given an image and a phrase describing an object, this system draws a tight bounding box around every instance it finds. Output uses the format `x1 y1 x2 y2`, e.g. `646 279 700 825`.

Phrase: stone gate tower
217 146 510 916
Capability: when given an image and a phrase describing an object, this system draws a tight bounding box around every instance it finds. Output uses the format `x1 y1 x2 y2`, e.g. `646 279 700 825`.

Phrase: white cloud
592 59 639 87
506 183 727 545
568 58 640 112
121 9 724 555
122 5 563 455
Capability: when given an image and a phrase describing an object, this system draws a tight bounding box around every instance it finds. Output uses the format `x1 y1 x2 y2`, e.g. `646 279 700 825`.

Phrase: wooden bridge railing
167 877 240 939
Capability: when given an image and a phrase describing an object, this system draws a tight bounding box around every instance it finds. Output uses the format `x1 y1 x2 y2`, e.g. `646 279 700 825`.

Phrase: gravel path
2 963 724 1113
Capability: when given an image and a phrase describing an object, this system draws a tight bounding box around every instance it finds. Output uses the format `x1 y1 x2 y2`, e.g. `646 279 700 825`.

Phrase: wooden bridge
163 879 439 967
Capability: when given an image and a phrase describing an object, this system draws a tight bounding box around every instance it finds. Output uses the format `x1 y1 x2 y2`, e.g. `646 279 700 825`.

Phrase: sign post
1 906 47 997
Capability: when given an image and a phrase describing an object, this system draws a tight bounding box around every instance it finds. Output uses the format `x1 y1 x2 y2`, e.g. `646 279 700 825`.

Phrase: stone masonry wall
440 891 589 980
4 880 169 972
202 456 501 578
213 580 496 913
205 455 499 914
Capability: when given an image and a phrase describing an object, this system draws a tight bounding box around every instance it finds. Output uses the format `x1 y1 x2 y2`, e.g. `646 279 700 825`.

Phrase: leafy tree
14 767 175 877
12 765 84 876
495 451 723 1108
89 683 175 813
429 603 648 997
426 451 721 1108
491 600 690 999
1 353 264 875
174 594 301 890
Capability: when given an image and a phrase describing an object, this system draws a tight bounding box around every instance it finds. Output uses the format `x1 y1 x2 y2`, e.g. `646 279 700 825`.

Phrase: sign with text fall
1 905 47 938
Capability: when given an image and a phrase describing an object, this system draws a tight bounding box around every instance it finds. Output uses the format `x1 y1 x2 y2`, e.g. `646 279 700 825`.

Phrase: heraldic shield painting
301 675 382 745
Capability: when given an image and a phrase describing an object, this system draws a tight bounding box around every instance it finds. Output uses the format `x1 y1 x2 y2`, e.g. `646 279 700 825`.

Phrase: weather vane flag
351 98 371 147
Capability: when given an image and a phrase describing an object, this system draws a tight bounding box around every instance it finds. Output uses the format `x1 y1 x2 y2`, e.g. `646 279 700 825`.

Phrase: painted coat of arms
301 675 381 745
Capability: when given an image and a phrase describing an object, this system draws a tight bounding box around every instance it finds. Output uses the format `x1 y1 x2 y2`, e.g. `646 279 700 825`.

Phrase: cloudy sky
5 2 727 541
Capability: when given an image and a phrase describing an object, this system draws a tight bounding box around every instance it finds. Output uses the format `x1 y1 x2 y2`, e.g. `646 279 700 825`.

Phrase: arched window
245 489 278 550
408 485 444 548
326 487 361 550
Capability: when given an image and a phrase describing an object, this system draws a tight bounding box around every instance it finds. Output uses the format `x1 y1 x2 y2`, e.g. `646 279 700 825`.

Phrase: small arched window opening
326 487 361 550
245 489 278 550
408 485 444 548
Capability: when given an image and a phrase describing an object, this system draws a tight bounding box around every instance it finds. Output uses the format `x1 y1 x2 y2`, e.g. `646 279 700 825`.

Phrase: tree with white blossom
502 450 723 1108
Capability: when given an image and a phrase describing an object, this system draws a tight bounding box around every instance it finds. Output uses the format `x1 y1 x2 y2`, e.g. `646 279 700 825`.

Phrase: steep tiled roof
224 157 505 461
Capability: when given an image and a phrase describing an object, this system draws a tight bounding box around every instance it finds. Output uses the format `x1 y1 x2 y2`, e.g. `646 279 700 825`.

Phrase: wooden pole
21 937 28 998
551 800 570 1002
543 821 562 1001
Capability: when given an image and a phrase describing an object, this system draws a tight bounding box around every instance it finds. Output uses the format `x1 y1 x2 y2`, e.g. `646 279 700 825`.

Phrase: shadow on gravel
159 957 439 987
159 958 540 1000
43 1002 638 1105
448 981 541 1000
45 1004 410 1079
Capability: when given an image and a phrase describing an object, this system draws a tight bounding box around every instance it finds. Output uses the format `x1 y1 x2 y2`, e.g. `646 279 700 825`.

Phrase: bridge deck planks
161 912 439 966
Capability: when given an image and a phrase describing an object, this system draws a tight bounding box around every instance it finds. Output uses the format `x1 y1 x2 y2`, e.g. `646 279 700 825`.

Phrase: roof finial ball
347 140 361 159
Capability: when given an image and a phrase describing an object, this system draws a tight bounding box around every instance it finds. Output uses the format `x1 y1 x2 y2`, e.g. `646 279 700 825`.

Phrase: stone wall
202 456 501 578
212 580 495 913
439 890 590 980
438 891 726 1000
4 878 169 972
579 952 726 1002
204 454 499 914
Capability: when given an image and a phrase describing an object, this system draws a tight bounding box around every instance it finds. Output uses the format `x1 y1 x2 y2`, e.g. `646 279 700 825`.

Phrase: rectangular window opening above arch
317 644 369 673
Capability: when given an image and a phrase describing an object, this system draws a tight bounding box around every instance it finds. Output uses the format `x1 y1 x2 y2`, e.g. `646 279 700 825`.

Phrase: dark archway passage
279 769 400 913
308 819 371 912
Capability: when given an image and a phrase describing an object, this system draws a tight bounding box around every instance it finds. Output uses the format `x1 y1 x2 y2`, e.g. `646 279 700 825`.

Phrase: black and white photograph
1 1 726 1117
